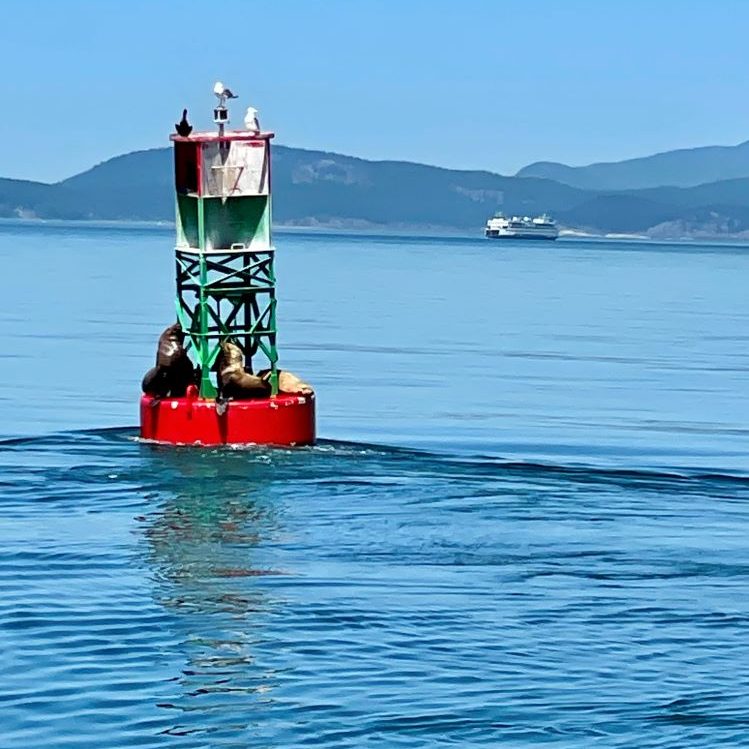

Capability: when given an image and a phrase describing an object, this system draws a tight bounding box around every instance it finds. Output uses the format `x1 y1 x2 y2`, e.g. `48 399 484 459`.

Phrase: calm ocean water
1 222 749 747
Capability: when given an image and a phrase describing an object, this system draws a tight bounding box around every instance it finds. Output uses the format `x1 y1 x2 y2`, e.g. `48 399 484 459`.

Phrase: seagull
175 109 192 137
213 81 238 107
244 106 260 133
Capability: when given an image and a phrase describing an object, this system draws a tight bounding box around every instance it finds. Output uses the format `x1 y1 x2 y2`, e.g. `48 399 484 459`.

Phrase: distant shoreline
1 216 749 245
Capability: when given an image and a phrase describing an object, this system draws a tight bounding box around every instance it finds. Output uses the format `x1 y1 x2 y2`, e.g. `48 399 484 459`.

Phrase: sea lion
142 322 196 398
260 368 314 396
218 341 314 399
218 341 272 399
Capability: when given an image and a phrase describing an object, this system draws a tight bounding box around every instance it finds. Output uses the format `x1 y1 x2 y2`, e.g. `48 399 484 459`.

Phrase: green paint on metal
176 194 199 247
201 197 269 251
173 141 279 399
197 251 216 398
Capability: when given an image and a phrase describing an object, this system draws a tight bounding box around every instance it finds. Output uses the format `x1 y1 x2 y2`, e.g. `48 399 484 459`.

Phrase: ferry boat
485 213 559 240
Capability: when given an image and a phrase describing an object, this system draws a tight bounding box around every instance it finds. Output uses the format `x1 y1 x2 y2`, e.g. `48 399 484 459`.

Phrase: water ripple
0 429 748 746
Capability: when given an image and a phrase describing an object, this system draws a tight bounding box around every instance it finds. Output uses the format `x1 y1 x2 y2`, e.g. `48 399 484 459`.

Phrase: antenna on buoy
212 80 237 137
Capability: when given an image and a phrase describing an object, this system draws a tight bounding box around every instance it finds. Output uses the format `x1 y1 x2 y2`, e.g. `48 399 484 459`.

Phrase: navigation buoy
139 87 316 446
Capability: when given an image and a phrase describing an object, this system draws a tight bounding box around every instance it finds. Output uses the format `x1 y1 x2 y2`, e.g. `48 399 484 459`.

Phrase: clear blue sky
2 0 749 182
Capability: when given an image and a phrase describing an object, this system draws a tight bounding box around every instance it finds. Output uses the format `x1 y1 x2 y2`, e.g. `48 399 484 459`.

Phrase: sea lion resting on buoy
271 368 314 396
218 341 313 399
217 342 270 399
142 322 196 397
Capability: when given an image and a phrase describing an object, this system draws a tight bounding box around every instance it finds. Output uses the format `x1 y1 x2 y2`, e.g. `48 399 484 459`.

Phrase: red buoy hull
139 391 316 446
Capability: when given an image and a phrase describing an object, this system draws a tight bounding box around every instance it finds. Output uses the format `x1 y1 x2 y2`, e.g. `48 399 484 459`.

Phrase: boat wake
1 427 748 493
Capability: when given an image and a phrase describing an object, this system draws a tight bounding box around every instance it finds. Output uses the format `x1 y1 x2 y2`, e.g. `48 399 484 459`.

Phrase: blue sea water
1 222 749 747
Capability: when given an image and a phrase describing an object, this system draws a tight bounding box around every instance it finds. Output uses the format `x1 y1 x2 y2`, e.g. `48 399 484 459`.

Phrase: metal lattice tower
171 128 278 398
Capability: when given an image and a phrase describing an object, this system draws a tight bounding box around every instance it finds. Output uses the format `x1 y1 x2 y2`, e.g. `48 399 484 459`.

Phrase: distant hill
2 143 749 238
0 178 87 220
517 141 749 190
554 177 749 235
56 145 588 229
631 177 749 208
59 148 173 220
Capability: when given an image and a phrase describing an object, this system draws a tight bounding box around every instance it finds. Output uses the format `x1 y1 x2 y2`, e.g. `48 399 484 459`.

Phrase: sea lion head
163 322 184 343
220 340 245 368
157 322 186 367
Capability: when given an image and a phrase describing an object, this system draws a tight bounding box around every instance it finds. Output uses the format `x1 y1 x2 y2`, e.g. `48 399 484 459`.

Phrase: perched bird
244 106 260 133
213 81 238 107
175 109 192 137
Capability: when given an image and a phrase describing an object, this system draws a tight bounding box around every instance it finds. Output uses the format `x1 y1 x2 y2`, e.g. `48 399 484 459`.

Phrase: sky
2 0 749 182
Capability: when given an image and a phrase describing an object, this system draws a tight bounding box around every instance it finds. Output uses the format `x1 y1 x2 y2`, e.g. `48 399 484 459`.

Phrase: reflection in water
5 432 749 747
139 446 288 737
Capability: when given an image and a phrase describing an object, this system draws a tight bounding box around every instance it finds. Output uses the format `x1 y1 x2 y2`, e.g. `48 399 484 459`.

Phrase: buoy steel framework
139 97 315 446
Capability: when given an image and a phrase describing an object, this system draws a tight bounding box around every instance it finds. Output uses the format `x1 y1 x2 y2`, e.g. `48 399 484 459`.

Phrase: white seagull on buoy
244 106 260 133
213 81 238 107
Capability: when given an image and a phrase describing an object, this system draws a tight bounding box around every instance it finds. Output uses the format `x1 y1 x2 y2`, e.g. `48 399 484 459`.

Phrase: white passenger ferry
485 213 559 240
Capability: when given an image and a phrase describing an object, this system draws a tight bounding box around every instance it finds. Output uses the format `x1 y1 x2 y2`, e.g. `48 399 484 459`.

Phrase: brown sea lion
218 341 272 399
218 341 314 399
259 368 314 396
142 322 196 398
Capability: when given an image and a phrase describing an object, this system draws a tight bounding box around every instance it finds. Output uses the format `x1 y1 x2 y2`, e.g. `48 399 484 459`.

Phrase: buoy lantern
139 87 316 446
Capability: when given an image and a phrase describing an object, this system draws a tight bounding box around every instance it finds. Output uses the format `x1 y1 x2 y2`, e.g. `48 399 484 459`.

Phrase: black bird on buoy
175 109 192 137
